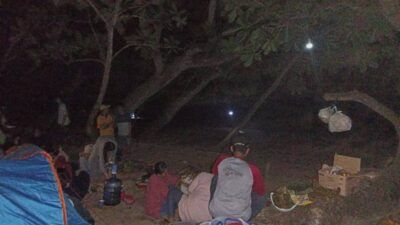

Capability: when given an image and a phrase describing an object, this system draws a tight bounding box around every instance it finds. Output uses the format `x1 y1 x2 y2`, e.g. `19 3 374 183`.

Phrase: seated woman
161 166 214 224
53 144 90 200
144 161 178 219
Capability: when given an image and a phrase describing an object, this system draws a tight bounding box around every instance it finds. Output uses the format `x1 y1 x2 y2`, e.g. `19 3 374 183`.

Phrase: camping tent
0 144 90 225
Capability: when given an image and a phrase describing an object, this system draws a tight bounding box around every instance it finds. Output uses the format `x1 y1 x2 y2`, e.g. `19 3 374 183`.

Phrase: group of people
0 100 135 198
144 133 267 224
1 99 267 224
68 103 134 188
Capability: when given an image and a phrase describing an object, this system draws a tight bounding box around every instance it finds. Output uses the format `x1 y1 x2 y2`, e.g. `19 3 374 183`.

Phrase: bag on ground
328 111 352 132
318 106 336 124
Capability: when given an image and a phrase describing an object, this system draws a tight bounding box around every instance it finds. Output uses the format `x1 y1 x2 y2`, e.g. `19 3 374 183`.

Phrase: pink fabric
144 173 178 219
178 172 213 223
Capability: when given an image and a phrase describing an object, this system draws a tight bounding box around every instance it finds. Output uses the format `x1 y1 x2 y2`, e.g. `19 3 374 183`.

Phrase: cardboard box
318 154 362 196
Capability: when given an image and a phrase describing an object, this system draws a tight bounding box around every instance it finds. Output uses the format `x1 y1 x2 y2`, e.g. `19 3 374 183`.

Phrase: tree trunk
142 69 222 136
323 90 400 156
124 50 234 112
208 0 217 27
217 56 298 147
123 59 190 112
85 14 118 136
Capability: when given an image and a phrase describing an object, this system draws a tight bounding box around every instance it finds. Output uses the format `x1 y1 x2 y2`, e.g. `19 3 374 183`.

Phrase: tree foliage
221 0 399 74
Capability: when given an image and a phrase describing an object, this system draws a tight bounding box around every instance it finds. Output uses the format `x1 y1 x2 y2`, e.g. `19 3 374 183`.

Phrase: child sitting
144 161 178 219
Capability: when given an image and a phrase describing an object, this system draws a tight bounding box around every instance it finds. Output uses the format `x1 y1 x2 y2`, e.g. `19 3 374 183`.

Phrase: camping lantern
103 164 122 206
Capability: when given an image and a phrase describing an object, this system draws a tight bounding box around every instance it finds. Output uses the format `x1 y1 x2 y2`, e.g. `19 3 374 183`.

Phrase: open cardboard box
318 154 362 196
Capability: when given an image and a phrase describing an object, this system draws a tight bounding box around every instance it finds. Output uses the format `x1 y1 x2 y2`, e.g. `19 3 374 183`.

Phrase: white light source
305 39 314 50
228 110 234 116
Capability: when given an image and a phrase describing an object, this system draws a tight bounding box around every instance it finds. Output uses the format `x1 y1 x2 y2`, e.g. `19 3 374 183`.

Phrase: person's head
154 161 168 176
100 105 111 116
179 165 200 186
55 97 61 104
230 132 250 159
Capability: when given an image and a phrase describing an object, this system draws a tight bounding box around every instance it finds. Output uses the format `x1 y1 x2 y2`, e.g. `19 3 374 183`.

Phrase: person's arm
250 165 266 196
211 154 227 175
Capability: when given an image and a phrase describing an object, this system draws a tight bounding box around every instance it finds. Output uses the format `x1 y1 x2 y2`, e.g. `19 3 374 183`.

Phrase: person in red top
144 161 178 219
211 132 267 219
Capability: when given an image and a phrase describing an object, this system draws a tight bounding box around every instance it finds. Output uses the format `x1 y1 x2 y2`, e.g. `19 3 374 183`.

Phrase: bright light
228 110 234 116
305 40 314 50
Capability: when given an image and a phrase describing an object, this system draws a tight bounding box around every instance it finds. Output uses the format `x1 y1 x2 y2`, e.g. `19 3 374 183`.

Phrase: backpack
209 157 253 221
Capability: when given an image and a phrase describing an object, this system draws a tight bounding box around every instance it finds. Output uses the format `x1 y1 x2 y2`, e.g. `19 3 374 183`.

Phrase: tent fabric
0 144 89 225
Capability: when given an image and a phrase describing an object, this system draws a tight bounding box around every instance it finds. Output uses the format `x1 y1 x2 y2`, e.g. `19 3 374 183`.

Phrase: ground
78 125 399 225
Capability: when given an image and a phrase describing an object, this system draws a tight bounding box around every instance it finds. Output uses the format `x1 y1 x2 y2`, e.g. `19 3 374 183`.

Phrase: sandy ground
82 141 329 225
81 127 398 225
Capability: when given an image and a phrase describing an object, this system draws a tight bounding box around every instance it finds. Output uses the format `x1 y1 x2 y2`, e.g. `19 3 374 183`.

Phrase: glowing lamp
305 39 314 50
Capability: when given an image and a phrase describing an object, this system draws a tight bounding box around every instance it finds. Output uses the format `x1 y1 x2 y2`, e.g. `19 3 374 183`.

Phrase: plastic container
103 164 122 206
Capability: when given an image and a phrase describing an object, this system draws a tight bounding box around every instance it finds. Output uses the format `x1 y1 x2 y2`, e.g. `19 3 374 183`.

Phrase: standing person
56 97 71 127
54 97 71 144
88 105 117 179
115 104 132 161
96 105 115 138
210 133 267 221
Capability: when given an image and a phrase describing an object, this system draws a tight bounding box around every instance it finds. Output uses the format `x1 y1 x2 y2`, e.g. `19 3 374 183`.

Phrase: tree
217 0 400 145
218 55 299 147
122 0 236 112
78 0 122 136
51 0 193 135
142 65 235 136
0 1 68 76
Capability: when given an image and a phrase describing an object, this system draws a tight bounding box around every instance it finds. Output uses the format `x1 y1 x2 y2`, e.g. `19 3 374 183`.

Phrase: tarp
0 144 90 225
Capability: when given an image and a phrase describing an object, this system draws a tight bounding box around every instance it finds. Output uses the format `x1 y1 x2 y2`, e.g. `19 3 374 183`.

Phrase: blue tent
0 145 90 225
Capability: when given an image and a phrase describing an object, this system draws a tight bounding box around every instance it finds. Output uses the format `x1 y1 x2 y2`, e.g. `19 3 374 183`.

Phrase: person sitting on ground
160 166 214 224
78 143 93 173
88 140 117 179
144 161 178 219
209 132 267 221
51 144 90 200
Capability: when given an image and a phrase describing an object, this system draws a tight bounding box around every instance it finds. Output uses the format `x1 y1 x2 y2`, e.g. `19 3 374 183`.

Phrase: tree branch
217 55 298 147
68 58 105 66
323 90 400 126
89 16 106 60
208 0 218 27
188 54 237 69
323 90 400 156
84 0 108 24
112 43 136 60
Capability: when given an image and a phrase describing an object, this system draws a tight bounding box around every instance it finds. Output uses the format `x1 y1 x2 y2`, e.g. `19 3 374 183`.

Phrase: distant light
305 39 314 50
228 110 234 116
